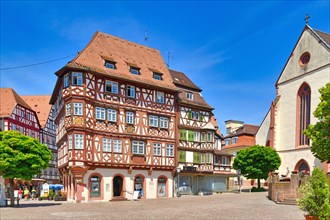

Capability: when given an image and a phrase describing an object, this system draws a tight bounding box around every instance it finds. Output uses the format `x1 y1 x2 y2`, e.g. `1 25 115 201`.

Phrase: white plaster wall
186 151 193 163
255 109 271 146
82 168 173 202
275 68 329 151
277 29 330 84
277 148 322 175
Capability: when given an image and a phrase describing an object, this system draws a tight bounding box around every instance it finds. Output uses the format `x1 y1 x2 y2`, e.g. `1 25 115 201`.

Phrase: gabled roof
169 69 213 110
0 88 32 118
22 95 51 128
169 69 201 92
225 124 259 138
57 31 177 92
313 29 330 48
275 25 330 86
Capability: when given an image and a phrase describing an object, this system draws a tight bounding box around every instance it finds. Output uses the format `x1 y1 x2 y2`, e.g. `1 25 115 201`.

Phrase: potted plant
48 189 55 200
297 167 330 220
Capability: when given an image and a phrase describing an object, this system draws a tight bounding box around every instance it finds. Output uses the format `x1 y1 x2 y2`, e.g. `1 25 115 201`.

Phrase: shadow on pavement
3 203 63 209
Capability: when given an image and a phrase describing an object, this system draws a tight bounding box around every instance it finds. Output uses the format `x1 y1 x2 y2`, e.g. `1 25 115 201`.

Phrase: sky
1 1 329 134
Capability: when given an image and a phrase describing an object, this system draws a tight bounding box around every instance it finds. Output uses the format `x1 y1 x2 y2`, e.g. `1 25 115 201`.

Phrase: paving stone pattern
0 192 304 220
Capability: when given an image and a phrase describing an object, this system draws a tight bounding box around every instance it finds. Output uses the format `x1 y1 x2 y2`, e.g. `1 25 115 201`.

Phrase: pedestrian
31 187 37 200
18 188 23 199
23 188 29 200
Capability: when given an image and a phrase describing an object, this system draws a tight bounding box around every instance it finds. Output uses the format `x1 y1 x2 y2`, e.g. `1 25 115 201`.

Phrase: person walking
31 187 37 200
24 188 29 200
18 188 23 199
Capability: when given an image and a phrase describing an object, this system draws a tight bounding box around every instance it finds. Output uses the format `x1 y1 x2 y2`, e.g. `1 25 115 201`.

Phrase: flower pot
304 215 318 220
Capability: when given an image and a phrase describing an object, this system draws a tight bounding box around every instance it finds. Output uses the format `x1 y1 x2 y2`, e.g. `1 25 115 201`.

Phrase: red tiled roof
169 69 212 109
22 95 51 128
61 31 177 91
169 69 201 91
225 124 259 138
0 88 32 118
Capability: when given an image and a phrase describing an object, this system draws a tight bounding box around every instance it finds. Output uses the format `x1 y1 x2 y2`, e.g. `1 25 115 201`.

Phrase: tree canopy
305 83 330 163
233 145 281 188
0 130 52 206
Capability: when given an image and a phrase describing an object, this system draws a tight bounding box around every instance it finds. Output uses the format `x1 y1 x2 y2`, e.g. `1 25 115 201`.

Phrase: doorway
113 176 123 197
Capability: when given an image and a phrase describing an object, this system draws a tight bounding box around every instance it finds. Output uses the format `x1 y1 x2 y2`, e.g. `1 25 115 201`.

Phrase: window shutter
179 151 186 162
180 129 187 140
193 152 200 164
188 130 194 142
188 111 192 119
199 114 204 122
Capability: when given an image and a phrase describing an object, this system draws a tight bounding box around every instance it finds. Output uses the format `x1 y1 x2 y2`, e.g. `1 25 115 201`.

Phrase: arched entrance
134 175 144 199
294 159 310 172
113 176 123 197
157 176 167 198
90 176 101 198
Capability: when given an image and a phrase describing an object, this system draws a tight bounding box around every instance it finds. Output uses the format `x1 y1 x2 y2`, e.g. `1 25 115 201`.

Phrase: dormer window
153 72 163 80
105 60 116 69
186 92 193 100
130 67 140 75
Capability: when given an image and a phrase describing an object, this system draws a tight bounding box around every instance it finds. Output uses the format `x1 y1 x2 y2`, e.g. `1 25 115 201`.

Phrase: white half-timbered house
50 32 178 202
169 70 235 195
22 96 59 183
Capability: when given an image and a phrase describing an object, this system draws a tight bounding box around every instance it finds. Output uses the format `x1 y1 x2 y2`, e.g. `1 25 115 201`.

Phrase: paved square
0 192 304 219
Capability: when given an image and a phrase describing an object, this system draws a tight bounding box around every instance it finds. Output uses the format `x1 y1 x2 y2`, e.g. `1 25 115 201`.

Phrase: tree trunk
9 178 15 207
257 178 261 189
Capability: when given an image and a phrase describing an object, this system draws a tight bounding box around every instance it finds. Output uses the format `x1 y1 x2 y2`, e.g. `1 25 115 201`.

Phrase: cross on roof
304 14 310 24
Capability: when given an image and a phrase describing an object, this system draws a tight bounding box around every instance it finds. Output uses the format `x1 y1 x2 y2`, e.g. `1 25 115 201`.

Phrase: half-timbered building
22 96 59 183
169 70 235 195
222 120 260 187
0 88 40 138
50 32 178 202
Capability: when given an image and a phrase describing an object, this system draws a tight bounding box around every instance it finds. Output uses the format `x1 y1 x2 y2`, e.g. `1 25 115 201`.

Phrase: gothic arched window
297 83 311 146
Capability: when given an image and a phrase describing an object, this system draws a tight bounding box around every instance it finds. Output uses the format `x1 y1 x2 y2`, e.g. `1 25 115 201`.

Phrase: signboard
183 166 196 172
133 191 139 200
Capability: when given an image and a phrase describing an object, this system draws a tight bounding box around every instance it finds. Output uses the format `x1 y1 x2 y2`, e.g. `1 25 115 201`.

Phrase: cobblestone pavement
0 192 304 220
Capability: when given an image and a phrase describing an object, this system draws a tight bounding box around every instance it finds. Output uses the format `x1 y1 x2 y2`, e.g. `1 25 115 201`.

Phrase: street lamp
237 169 241 193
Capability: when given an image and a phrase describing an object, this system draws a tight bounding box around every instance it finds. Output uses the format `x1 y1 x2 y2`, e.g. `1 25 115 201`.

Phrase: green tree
298 167 330 220
305 83 330 163
0 131 52 207
233 145 281 189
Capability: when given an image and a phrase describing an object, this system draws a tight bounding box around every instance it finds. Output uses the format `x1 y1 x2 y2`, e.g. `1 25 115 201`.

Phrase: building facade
170 70 234 195
222 120 260 187
50 32 178 202
22 96 59 183
256 25 330 175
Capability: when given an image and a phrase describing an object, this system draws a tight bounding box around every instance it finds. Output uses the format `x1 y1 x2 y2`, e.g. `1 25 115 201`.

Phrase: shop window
90 176 101 198
158 177 166 197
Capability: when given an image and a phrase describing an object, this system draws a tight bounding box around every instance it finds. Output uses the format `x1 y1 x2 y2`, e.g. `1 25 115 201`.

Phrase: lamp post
237 169 241 193
176 167 181 197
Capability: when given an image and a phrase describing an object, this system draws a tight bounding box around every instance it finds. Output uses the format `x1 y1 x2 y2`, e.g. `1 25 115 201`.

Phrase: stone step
110 196 128 202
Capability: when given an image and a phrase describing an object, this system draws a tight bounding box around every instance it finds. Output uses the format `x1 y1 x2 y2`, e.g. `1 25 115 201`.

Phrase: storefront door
134 176 144 198
157 178 166 197
113 176 123 197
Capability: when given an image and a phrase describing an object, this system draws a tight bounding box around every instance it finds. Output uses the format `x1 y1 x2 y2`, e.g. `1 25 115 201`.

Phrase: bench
5 197 20 207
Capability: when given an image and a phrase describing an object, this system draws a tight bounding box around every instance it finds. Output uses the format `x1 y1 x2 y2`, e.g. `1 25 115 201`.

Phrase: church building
256 23 330 175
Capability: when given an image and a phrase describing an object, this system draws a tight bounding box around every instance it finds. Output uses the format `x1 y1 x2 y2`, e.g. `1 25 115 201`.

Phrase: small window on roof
186 92 193 100
105 60 116 69
153 72 163 80
130 67 140 75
